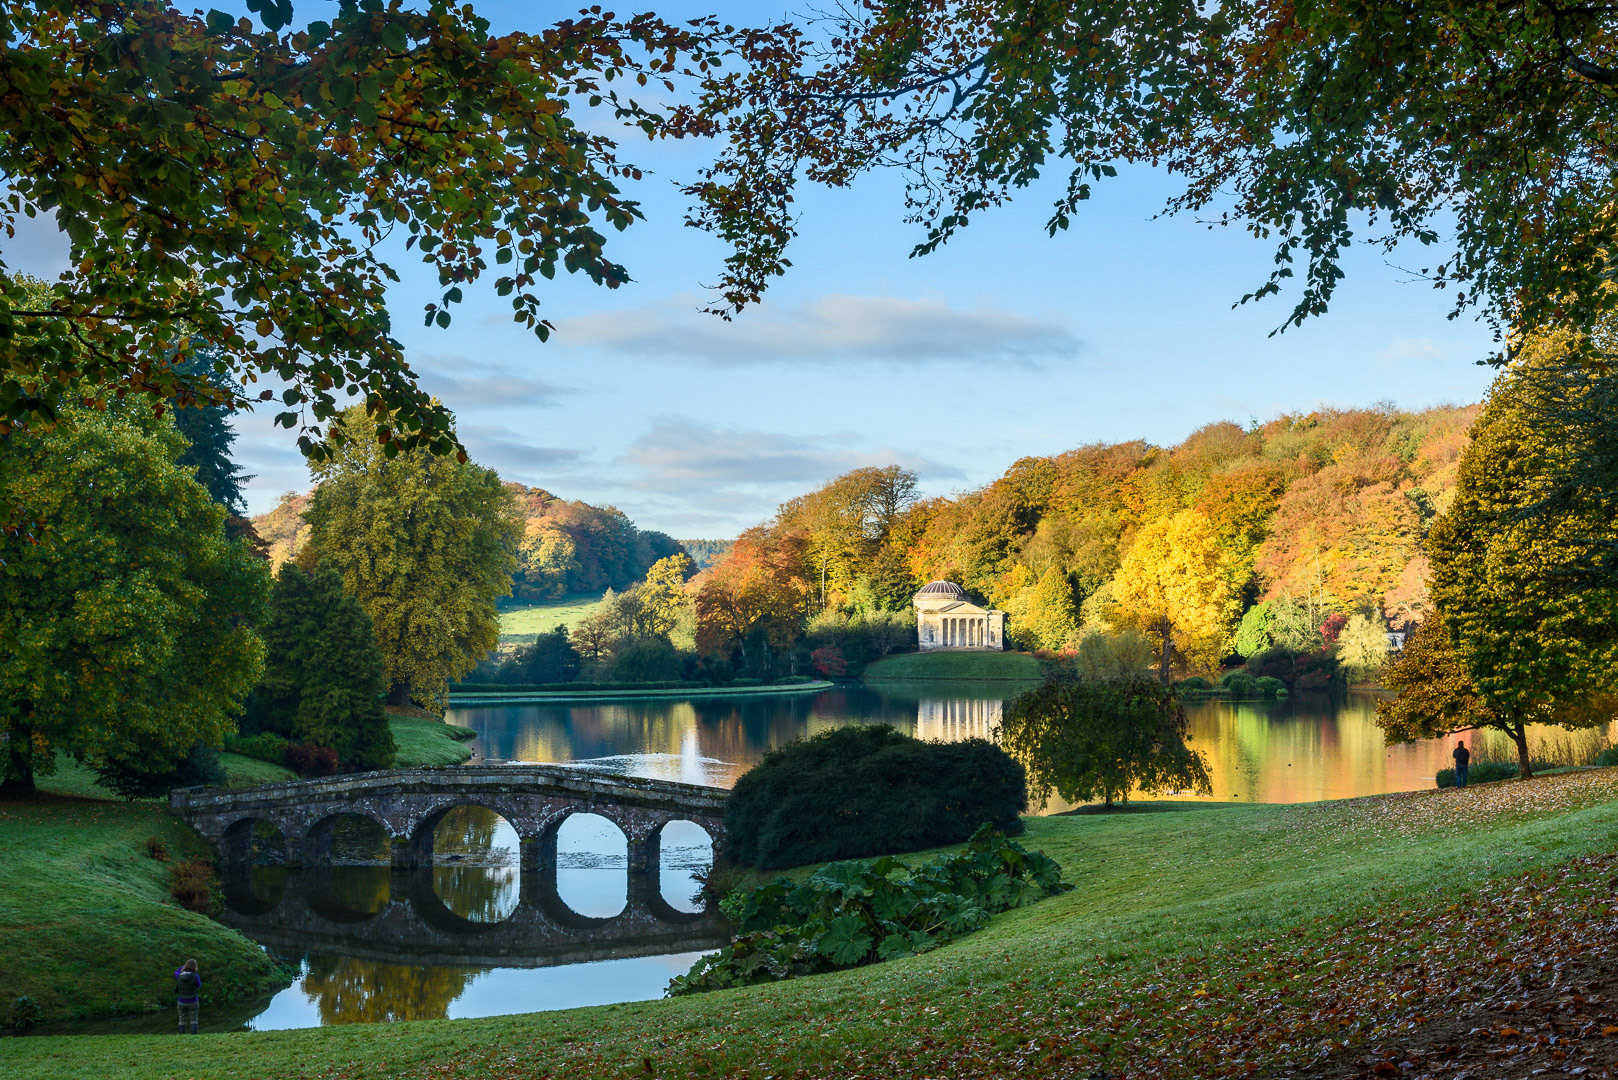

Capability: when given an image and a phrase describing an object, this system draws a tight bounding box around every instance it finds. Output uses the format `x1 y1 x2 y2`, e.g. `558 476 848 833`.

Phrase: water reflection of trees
432 806 518 923
325 866 390 917
301 955 482 1024
433 806 515 864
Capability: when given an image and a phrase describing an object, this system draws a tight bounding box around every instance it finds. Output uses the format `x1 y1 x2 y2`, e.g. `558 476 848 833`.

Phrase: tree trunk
386 682 413 708
1 725 37 798
1511 723 1533 779
1157 618 1173 685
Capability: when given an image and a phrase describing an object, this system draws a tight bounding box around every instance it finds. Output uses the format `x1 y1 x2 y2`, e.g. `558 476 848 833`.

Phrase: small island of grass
861 650 1044 681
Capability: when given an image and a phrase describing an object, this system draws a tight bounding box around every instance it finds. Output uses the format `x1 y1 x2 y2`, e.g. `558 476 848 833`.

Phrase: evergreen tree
169 353 251 516
250 562 396 769
1234 601 1274 658
1015 567 1080 650
507 627 582 684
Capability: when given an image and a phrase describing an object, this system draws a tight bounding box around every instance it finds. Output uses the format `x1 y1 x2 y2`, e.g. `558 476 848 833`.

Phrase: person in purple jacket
174 958 201 1034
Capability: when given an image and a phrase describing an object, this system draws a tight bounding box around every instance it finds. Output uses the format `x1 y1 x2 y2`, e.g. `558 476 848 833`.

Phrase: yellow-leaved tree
1111 510 1240 681
306 408 522 713
1404 330 1618 776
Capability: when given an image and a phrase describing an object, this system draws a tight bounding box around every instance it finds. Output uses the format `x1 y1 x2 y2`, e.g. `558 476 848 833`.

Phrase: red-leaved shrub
283 742 340 777
168 861 219 915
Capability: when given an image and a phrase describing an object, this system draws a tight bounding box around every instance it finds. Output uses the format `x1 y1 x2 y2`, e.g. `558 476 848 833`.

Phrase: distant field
863 650 1044 681
498 592 608 644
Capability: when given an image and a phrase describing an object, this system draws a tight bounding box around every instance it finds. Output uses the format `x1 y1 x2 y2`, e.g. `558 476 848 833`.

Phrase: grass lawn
0 793 292 1027
387 713 475 767
498 593 608 645
9 769 1618 1079
862 649 1044 681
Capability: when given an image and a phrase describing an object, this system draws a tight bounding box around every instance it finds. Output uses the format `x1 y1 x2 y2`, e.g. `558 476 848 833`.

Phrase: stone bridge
220 865 731 969
171 764 730 874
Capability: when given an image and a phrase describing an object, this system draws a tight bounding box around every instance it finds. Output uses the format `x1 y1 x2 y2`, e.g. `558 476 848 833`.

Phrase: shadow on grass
1056 800 1246 816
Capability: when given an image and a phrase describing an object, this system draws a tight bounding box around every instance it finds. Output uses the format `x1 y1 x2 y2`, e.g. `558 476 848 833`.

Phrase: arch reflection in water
220 859 731 1028
431 806 519 924
552 812 628 920
655 820 713 915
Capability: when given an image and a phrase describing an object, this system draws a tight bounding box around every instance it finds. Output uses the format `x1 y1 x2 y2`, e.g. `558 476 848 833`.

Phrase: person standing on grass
175 958 201 1034
1453 739 1471 789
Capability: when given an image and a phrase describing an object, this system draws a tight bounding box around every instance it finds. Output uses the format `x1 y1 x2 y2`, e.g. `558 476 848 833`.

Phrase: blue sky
15 2 1500 536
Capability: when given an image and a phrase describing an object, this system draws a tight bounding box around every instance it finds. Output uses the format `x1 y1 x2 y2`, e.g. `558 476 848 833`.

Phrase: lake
48 682 1509 1035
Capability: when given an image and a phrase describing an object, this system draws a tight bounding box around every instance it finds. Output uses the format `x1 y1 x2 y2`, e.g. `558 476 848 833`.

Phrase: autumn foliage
697 405 1475 679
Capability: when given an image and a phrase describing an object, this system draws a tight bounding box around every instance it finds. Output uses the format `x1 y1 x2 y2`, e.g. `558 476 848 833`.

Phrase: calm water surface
47 682 1498 1036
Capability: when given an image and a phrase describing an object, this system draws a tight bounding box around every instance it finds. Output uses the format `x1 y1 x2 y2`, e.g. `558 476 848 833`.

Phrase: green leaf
812 914 873 966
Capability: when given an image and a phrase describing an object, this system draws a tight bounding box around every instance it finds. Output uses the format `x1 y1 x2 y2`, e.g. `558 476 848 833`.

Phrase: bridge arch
301 809 394 867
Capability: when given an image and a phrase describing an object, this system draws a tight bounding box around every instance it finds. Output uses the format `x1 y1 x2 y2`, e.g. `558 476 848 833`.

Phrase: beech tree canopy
691 1 1618 346
0 0 752 456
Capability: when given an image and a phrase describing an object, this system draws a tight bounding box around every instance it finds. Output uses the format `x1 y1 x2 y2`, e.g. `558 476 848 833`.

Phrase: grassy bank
10 769 1618 1078
0 794 292 1027
862 649 1043 681
386 713 476 768
497 593 608 645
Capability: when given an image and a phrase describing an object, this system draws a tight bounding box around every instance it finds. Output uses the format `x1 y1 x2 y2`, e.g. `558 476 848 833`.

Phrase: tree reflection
324 866 390 917
432 865 519 923
432 806 518 923
301 955 481 1023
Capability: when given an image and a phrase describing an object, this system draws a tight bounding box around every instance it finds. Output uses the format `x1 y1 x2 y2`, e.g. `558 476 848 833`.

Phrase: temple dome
915 580 965 600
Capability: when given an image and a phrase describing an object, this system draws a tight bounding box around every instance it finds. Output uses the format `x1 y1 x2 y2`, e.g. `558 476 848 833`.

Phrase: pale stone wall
914 596 1006 652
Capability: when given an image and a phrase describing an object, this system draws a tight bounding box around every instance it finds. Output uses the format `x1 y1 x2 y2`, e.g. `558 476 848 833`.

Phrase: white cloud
618 416 963 498
553 293 1083 365
1376 337 1466 366
458 423 584 478
413 355 568 409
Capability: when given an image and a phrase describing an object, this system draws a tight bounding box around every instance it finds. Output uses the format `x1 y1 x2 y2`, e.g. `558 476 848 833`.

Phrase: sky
11 1 1500 537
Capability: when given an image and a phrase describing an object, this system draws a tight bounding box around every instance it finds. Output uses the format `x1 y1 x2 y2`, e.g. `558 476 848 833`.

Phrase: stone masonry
171 764 729 874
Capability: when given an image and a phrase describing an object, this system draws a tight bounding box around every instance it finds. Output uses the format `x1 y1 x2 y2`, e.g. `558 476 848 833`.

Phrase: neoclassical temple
912 580 1005 652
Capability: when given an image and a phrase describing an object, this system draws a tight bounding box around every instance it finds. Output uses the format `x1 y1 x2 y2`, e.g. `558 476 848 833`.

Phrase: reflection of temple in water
914 698 1003 743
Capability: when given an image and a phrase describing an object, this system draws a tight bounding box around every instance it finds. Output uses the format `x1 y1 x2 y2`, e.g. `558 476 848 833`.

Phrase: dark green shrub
1176 676 1212 692
724 725 1027 869
224 731 292 764
1435 761 1523 787
670 827 1069 995
7 995 40 1031
1245 646 1345 693
1253 676 1288 698
729 677 765 687
1595 747 1618 767
1220 671 1256 697
92 743 227 799
605 637 684 682
774 675 814 685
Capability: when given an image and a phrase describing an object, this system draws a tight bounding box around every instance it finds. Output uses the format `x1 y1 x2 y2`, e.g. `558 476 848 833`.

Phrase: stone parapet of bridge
171 764 729 874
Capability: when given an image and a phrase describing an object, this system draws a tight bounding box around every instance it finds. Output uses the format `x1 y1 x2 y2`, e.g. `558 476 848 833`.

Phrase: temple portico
912 580 1006 652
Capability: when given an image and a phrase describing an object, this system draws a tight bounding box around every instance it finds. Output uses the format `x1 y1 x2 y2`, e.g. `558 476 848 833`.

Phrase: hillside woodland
257 484 682 603
691 405 1477 683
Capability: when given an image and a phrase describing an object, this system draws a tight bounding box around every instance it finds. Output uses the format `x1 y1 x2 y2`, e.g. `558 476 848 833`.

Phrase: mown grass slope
8 770 1618 1079
0 794 291 1027
863 650 1043 681
498 593 608 645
